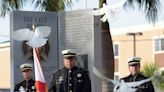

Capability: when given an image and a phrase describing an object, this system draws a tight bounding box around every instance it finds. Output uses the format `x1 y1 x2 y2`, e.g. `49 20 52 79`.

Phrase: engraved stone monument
10 11 58 91
58 10 102 92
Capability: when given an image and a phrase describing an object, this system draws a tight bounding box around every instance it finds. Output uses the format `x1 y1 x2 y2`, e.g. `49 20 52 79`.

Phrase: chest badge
58 76 64 83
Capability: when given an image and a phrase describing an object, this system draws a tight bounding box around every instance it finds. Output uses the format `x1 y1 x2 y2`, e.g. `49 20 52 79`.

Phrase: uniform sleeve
114 78 125 90
147 81 155 92
14 84 20 92
49 73 56 92
82 71 91 92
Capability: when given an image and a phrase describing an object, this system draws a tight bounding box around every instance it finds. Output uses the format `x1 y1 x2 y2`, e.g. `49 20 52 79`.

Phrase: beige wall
0 43 10 89
112 24 164 78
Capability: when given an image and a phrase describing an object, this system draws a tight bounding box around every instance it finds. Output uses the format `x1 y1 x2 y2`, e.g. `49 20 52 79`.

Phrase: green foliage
99 0 106 8
0 0 28 17
154 69 164 90
142 63 164 90
0 0 78 17
34 0 77 11
142 63 158 77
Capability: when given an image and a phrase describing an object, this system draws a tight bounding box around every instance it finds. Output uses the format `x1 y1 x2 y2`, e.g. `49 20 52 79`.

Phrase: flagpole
32 24 48 92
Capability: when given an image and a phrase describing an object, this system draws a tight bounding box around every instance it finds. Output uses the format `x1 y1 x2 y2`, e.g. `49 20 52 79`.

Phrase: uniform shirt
121 74 155 92
14 79 36 92
49 66 91 92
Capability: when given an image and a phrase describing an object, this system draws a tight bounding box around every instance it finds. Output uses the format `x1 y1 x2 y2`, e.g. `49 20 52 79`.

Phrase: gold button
69 77 72 80
69 70 72 73
70 90 72 92
69 84 72 86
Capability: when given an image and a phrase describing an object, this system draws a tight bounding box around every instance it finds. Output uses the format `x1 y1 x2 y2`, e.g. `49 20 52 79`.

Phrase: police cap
128 57 141 66
61 49 76 58
20 63 33 72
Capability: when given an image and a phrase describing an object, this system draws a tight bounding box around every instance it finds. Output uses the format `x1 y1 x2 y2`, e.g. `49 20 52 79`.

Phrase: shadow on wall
77 54 88 70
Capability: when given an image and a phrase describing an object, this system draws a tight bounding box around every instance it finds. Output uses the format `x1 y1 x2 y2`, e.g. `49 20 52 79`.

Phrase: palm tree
34 0 74 11
99 0 114 91
0 0 76 16
99 0 160 92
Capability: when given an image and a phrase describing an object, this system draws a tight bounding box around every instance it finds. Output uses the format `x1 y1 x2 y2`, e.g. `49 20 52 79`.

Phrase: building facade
0 42 10 91
112 22 164 79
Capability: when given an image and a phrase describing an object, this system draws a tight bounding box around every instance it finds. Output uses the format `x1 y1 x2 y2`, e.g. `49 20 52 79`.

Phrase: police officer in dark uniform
14 63 36 92
120 57 155 92
49 49 91 92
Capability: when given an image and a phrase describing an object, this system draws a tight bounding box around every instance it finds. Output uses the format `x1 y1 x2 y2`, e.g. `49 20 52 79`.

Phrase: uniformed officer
14 63 36 92
120 57 155 92
49 49 91 92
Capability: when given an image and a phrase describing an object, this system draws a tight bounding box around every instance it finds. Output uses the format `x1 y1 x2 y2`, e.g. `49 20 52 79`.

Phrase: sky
0 0 164 43
110 1 164 28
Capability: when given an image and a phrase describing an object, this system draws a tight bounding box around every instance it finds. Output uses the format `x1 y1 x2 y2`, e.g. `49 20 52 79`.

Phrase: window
154 38 164 52
114 43 119 57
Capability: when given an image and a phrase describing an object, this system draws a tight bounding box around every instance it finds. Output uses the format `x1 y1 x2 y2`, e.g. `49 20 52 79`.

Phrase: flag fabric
33 48 48 92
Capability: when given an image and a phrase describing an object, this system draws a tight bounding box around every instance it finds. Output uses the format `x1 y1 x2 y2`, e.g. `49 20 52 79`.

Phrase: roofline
111 21 164 35
0 41 10 48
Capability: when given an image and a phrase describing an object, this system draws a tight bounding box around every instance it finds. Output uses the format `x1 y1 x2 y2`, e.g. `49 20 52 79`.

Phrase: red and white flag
33 48 48 92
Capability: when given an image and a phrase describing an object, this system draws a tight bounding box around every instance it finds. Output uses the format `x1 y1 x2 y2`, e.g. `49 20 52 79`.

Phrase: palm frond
99 0 107 8
0 0 78 16
125 0 160 24
0 0 28 17
34 0 78 11
65 0 74 9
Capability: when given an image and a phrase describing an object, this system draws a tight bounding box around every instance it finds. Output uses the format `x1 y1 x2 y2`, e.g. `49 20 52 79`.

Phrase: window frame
114 72 120 81
153 36 164 54
113 42 120 58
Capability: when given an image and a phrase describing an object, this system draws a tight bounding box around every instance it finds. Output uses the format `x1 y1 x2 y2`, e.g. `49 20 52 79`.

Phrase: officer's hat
128 57 141 66
61 49 76 58
20 63 33 72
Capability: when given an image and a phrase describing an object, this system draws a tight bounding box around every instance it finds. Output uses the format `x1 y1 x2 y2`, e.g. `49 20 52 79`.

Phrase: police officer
14 63 36 92
120 57 155 92
49 49 91 92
